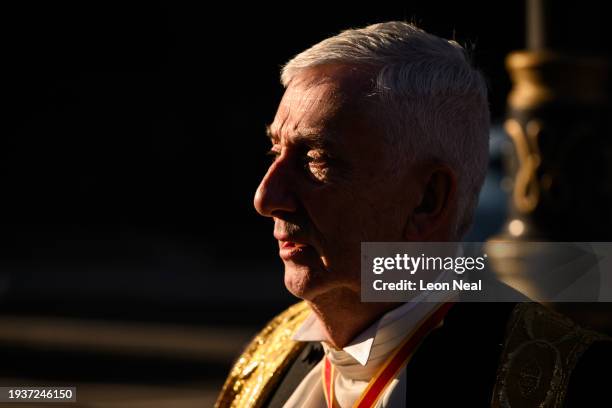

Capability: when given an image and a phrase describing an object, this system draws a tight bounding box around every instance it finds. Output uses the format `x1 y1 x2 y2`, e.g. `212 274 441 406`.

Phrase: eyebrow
265 124 333 150
265 125 278 143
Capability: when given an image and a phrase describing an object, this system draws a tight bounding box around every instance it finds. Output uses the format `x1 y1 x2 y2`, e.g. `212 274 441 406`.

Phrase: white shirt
283 281 456 408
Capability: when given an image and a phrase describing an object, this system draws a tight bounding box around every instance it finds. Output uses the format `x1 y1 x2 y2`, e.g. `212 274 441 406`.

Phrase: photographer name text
373 279 481 291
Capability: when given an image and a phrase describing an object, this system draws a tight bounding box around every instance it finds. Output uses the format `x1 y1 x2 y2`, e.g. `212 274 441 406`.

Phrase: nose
254 156 298 217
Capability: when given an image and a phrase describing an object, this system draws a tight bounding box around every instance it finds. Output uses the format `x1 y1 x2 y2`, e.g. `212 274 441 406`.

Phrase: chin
283 263 329 300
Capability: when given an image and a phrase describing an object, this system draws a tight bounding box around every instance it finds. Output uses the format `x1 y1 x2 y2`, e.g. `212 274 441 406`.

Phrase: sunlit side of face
253 65 421 301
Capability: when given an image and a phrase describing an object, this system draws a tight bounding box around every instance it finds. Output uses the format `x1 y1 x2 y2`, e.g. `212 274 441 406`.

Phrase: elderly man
216 22 610 407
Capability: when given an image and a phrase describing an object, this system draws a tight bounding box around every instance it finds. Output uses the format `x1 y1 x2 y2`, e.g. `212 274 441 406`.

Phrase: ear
403 165 457 241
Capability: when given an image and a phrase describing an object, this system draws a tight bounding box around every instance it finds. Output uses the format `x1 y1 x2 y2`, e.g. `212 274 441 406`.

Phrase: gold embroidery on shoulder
215 301 312 408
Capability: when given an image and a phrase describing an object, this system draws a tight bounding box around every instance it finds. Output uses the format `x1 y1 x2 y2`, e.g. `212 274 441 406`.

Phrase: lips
279 243 311 260
280 241 308 249
274 232 309 247
275 234 314 261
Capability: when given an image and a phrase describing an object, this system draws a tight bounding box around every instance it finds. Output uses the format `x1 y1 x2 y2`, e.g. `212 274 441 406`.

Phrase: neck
307 288 399 349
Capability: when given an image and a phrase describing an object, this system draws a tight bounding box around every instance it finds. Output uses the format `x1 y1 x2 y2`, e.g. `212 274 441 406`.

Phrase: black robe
264 302 611 407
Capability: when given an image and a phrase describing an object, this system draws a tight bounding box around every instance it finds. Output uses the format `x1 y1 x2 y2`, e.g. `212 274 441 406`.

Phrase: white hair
281 21 490 239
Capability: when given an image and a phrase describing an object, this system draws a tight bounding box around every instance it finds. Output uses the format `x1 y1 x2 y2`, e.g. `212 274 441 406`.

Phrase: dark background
2 0 523 319
1 1 525 405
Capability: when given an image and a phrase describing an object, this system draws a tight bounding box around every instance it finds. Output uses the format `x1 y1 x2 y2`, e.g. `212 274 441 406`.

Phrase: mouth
277 238 314 261
280 241 308 249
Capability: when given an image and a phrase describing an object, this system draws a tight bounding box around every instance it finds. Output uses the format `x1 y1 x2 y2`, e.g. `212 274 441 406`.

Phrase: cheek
303 186 375 245
351 188 408 241
302 181 407 254
304 184 350 220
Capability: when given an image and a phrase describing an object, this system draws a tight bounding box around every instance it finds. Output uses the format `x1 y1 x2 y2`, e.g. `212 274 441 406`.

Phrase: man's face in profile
254 65 421 301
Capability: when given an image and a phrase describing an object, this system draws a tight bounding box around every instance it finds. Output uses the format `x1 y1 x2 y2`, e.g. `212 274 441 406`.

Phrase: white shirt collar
292 271 456 366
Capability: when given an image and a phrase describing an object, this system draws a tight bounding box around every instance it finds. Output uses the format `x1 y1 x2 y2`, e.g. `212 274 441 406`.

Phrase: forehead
268 66 373 144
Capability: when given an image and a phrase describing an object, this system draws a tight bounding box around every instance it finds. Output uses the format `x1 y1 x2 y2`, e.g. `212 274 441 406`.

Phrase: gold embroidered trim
215 301 311 408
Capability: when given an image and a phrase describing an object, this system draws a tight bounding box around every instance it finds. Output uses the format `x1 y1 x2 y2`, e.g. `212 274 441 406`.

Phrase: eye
304 150 329 181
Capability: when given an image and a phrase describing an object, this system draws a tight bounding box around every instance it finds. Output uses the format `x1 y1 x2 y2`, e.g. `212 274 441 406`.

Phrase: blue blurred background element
465 126 511 242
